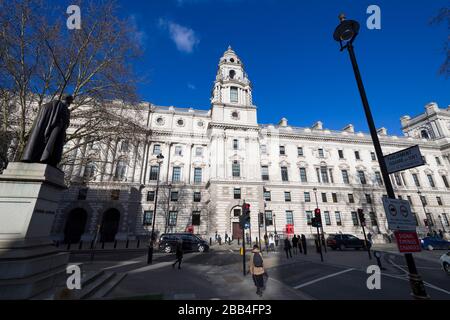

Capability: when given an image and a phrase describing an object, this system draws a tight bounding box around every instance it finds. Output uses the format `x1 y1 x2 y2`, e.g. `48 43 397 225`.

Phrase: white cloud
159 19 200 53
187 83 196 90
129 15 147 48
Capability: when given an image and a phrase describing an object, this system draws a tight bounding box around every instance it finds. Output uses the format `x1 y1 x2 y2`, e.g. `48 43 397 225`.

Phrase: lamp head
333 13 360 50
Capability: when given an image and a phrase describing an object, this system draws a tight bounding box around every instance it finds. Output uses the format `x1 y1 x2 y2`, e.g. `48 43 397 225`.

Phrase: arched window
84 160 97 180
421 129 430 139
114 159 127 180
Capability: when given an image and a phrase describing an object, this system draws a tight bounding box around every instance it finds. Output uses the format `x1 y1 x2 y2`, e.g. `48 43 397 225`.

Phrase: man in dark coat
284 237 292 259
301 234 307 255
297 234 303 254
292 235 298 255
172 239 184 269
21 95 72 167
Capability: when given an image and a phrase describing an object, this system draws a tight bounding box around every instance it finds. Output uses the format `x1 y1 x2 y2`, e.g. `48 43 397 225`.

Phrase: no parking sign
382 197 416 231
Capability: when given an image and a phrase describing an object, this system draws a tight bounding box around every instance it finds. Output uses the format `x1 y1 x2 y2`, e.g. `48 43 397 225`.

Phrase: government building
50 47 450 245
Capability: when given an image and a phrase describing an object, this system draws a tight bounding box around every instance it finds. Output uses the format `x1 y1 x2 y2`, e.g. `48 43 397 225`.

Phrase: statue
21 95 72 167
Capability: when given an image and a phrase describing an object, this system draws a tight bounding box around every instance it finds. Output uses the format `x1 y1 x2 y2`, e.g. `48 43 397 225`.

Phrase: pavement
65 242 450 300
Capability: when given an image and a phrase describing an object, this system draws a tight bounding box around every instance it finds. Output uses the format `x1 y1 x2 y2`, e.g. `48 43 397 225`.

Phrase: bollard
78 241 83 250
210 237 212 246
114 240 118 249
137 239 140 248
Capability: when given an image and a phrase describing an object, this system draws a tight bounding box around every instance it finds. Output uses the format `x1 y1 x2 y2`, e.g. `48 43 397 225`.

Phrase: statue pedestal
0 163 69 299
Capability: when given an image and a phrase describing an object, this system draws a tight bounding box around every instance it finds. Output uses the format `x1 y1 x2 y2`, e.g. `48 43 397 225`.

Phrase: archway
64 208 88 244
100 208 120 242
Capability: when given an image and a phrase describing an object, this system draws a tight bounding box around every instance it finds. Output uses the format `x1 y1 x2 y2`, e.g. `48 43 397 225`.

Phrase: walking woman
249 245 266 297
172 239 183 269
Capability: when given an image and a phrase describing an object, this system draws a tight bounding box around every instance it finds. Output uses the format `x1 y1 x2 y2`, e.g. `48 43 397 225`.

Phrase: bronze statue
21 95 72 167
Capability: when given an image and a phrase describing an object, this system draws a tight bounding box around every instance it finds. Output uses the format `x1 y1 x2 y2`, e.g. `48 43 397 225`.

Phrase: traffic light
259 212 264 227
314 208 322 228
358 209 366 226
240 202 251 228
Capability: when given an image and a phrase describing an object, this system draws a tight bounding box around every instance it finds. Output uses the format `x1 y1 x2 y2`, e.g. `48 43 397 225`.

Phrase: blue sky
120 0 449 135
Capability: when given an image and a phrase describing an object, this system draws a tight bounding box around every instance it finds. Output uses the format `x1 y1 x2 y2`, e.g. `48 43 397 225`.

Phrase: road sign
384 145 425 174
394 231 422 253
383 197 416 231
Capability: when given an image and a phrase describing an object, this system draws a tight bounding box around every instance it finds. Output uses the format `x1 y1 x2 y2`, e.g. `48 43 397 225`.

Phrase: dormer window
230 58 235 63
229 70 236 79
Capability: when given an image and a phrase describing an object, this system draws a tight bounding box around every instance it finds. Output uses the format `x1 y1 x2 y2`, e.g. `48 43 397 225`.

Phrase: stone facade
51 47 450 243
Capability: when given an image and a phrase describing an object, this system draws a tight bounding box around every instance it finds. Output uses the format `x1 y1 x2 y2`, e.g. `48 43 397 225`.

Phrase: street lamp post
165 184 172 234
147 153 164 265
313 188 326 253
333 14 428 299
418 190 433 235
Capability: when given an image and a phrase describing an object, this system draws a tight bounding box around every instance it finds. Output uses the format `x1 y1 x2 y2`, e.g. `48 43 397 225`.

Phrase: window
365 194 372 204
78 188 88 201
299 168 308 183
147 191 155 202
230 87 238 103
194 168 202 183
355 151 360 160
280 146 286 155
371 152 376 161
192 211 201 226
437 196 443 206
375 172 383 186
332 193 338 203
320 166 329 183
324 211 331 226
265 211 273 226
342 170 350 184
338 150 344 159
114 160 127 180
351 212 359 226
84 161 96 180
316 168 321 182
120 140 129 152
168 211 178 227
234 188 241 199
195 147 203 157
232 161 241 177
175 146 183 156
149 166 159 181
153 144 161 155
358 171 367 185
407 196 413 205
412 212 419 226
329 169 334 183
427 174 436 188
261 145 267 154
171 191 179 202
420 196 427 206
370 212 378 227
436 157 441 165
442 175 450 188
304 192 311 202
442 213 450 227
321 193 328 203
394 173 403 186
318 149 324 158
281 167 289 181
234 209 241 217
172 167 181 182
285 192 292 202
306 211 313 225
286 211 294 225
398 195 403 200
264 190 271 201
412 173 421 187
298 147 304 156
261 166 269 181
194 192 201 202
233 139 239 150
426 213 434 226
143 211 153 226
348 194 355 203
111 190 120 200
335 212 342 226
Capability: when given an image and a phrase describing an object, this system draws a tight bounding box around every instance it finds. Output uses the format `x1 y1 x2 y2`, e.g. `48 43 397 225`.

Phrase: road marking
293 268 355 289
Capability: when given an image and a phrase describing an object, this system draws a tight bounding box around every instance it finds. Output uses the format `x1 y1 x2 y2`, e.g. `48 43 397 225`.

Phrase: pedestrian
297 235 303 254
225 232 229 243
275 233 279 247
284 237 292 259
218 234 222 245
268 234 275 252
301 234 307 255
215 230 218 243
264 233 269 253
292 235 298 255
172 239 183 269
433 230 438 238
439 229 444 239
249 245 266 297
367 232 373 246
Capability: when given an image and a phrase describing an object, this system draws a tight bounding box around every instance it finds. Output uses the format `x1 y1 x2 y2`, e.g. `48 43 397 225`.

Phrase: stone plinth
0 163 69 299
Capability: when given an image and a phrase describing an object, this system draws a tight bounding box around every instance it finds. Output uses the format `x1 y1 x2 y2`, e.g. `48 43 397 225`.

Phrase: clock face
232 111 239 120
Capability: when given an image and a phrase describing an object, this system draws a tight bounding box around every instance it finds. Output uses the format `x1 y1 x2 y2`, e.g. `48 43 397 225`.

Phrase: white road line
293 268 355 289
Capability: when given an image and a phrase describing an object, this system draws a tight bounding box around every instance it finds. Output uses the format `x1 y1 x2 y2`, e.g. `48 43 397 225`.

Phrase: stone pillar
0 163 69 299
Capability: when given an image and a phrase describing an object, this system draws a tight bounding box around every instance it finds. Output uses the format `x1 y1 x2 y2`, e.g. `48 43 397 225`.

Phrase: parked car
158 233 209 254
326 234 371 251
440 252 450 275
420 236 450 251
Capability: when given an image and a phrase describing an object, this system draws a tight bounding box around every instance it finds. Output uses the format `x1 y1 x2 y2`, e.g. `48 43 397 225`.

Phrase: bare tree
0 0 145 170
430 7 449 77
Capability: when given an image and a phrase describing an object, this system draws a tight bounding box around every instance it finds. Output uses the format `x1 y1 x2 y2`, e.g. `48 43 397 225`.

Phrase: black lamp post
333 14 428 299
164 183 172 234
147 153 164 264
418 190 433 235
